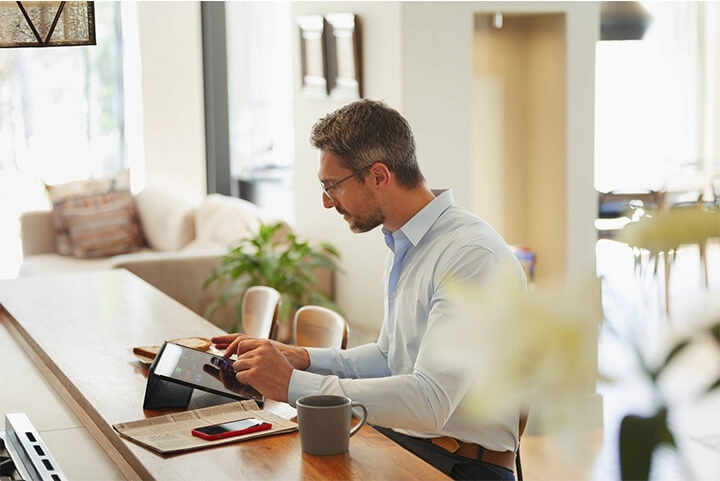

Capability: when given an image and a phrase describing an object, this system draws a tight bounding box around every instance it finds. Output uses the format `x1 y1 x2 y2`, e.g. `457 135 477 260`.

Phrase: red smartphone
191 418 272 441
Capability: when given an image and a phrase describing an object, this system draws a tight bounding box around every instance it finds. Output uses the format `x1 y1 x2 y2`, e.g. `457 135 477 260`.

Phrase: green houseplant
203 221 342 334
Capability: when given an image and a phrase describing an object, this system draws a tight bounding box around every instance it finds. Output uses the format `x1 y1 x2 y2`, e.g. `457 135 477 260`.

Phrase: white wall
291 2 403 344
136 1 206 203
400 1 599 282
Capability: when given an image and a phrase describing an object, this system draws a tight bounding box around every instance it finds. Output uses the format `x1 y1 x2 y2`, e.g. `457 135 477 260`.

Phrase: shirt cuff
305 347 333 372
288 369 324 406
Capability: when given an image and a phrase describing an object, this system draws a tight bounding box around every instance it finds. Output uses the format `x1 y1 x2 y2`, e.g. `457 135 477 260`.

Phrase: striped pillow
46 170 135 256
46 168 130 204
54 191 142 258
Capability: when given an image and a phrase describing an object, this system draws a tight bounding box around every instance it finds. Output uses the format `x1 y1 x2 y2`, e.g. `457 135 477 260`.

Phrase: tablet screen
152 342 264 403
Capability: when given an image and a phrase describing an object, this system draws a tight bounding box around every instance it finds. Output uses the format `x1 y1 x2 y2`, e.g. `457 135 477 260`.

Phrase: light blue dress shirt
288 189 526 451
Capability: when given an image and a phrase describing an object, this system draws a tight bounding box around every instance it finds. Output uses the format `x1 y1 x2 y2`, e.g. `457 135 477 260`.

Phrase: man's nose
322 192 336 209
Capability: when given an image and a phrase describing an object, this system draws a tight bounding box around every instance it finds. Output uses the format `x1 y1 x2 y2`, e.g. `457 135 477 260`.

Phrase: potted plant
203 221 342 339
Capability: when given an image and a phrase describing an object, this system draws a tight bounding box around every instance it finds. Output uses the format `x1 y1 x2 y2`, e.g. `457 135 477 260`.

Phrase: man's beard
339 204 384 233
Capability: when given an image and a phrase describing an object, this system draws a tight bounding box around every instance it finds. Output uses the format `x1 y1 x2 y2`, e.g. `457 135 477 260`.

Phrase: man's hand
210 333 312 402
211 333 310 370
232 338 295 402
211 333 243 353
202 362 237 390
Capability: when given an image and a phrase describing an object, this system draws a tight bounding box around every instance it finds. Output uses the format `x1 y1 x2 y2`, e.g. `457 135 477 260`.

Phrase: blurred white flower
425 262 602 451
423 207 720 478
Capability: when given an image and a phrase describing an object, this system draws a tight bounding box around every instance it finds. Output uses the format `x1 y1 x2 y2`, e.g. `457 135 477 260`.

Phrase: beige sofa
19 188 332 333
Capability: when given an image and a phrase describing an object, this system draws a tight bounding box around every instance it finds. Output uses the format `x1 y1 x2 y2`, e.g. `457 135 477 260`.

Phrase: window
0 1 131 184
595 2 717 194
0 2 138 278
202 2 294 222
225 1 294 223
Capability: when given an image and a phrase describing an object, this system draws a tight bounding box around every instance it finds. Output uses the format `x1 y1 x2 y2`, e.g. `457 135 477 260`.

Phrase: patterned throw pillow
57 191 142 258
46 170 142 258
46 169 130 204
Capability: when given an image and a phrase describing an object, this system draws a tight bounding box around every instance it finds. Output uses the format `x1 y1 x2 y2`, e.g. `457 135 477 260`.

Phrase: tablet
147 341 264 406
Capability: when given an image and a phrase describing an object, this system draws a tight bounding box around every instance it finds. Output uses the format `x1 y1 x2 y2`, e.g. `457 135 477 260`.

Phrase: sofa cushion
19 253 115 275
46 170 140 257
59 191 143 258
18 247 156 276
135 188 196 251
182 194 262 251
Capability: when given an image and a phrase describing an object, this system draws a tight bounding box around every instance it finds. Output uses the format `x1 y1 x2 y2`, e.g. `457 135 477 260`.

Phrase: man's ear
368 162 391 188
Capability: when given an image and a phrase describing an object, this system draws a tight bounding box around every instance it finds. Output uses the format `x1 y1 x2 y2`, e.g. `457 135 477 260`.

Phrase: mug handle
349 402 368 437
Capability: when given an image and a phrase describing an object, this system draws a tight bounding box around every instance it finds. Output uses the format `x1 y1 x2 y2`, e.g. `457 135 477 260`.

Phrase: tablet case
143 342 263 410
144 368 194 409
144 342 194 409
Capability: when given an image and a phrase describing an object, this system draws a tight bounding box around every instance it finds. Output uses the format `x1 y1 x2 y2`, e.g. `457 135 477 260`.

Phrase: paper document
113 400 297 454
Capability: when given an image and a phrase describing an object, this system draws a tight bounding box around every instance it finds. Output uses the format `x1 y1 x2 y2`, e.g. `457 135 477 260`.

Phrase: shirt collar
382 189 454 247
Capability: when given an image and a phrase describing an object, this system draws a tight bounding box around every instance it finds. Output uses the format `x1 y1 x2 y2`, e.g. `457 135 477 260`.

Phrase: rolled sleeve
287 344 392 406
306 343 391 378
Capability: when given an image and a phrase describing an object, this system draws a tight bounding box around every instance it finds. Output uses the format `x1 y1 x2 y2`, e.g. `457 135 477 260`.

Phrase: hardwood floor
522 238 720 481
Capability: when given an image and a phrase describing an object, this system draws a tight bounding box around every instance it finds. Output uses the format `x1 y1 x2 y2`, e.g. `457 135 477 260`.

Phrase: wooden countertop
0 270 446 480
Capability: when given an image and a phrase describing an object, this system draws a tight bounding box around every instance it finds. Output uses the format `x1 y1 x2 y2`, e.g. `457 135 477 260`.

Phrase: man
212 99 526 480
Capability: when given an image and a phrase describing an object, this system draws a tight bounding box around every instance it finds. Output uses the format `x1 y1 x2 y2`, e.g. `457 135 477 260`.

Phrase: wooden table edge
1 306 151 481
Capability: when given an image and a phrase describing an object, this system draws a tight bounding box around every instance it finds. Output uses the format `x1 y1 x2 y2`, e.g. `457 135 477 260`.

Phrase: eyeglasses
320 167 369 202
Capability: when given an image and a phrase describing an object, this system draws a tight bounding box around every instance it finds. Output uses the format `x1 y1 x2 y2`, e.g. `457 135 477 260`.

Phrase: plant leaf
705 376 720 394
708 322 720 345
202 220 342 327
619 407 674 481
650 339 690 380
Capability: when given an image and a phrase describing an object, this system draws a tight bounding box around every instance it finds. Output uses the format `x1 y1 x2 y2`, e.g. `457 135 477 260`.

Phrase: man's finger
222 338 243 358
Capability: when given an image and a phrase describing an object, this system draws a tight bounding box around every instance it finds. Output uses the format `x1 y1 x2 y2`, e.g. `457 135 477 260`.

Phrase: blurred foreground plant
614 207 720 480
426 203 720 480
424 263 602 454
614 318 720 480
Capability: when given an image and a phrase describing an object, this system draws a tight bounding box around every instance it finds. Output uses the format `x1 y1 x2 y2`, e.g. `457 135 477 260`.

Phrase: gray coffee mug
296 394 368 455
